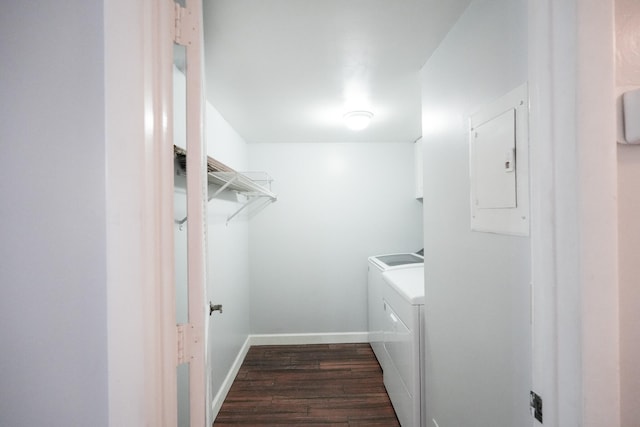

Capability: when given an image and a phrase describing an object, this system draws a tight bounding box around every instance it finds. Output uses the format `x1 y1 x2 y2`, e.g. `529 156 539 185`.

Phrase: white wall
0 2 108 426
616 0 640 424
247 142 423 335
205 103 252 418
420 1 531 426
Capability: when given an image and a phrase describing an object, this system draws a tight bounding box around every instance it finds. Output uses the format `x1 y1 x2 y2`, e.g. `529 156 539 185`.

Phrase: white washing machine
367 253 423 373
381 267 425 427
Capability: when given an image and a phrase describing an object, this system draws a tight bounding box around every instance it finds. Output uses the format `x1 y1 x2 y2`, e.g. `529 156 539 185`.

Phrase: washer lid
369 253 423 270
382 268 425 305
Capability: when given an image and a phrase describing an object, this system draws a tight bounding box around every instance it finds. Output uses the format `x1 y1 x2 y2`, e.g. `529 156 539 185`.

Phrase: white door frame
528 1 619 426
107 0 621 425
105 0 207 425
105 0 178 425
173 0 208 426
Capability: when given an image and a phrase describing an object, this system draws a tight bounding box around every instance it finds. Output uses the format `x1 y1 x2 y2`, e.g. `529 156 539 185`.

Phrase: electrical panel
469 84 529 236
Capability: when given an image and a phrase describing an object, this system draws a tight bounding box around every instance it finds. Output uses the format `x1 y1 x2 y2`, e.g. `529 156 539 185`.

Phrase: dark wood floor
213 343 400 426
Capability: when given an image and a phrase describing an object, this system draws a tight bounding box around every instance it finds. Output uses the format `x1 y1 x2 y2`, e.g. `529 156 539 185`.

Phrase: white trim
249 332 370 346
158 1 178 424
210 337 252 419
178 0 208 425
574 2 620 426
528 1 619 426
105 0 176 425
528 1 559 425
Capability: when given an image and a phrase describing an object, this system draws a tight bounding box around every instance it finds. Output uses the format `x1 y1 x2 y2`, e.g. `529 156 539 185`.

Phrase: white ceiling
202 0 471 143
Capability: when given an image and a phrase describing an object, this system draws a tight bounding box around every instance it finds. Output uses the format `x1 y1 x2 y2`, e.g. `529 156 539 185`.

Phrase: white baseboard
210 336 251 420
249 332 370 346
210 331 369 421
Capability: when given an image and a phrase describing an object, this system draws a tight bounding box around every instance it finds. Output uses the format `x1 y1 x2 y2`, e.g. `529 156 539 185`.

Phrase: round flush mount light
343 110 373 131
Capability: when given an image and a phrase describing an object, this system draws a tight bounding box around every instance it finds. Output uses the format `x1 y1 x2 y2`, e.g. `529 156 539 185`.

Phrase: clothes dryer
367 253 423 370
381 267 425 427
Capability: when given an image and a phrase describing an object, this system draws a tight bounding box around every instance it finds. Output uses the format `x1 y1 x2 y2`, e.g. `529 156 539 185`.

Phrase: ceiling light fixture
343 110 373 131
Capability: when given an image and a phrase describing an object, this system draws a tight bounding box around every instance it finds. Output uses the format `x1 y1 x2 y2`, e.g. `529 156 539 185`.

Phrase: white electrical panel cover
469 84 529 236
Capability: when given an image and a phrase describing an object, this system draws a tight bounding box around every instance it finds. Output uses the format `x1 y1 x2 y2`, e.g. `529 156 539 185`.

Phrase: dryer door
382 300 416 427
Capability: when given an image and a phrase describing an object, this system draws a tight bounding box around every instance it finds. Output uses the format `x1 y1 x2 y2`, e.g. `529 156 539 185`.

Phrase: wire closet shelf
174 145 277 226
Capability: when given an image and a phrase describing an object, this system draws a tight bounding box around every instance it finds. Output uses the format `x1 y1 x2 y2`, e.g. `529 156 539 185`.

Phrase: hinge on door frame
173 2 196 46
177 323 197 364
177 323 195 365
177 324 186 364
530 390 543 423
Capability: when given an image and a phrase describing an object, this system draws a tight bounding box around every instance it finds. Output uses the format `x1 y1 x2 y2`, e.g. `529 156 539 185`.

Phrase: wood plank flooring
213 343 400 426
